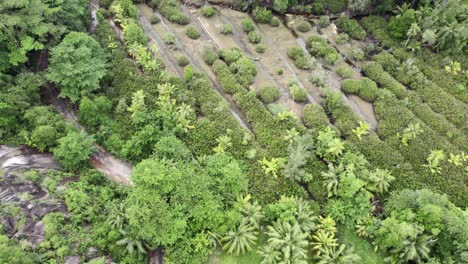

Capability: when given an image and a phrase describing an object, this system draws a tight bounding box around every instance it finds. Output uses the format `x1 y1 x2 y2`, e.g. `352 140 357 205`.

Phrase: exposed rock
65 256 81 264
86 247 101 261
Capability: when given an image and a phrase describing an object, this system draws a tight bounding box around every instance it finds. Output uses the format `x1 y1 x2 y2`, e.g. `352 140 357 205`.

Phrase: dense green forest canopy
0 0 466 263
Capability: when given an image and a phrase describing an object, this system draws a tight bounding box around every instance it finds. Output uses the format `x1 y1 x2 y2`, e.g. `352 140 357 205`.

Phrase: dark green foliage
258 86 280 103
302 104 328 131
289 82 308 102
185 26 200 39
335 17 366 40
306 36 340 65
177 56 190 66
287 47 316 70
0 235 40 264
201 5 216 17
53 130 95 170
212 60 246 94
156 0 189 25
317 16 330 28
326 0 348 13
296 21 311 33
78 96 112 130
388 9 416 39
220 24 233 35
255 44 266 53
336 66 353 78
270 17 281 27
149 15 160 24
252 7 272 24
46 32 107 103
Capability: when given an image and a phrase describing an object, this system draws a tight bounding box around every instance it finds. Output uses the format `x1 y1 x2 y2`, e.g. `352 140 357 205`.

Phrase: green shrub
241 18 255 32
310 75 324 87
220 24 233 35
317 16 330 28
163 33 176 45
324 52 340 65
219 48 242 64
277 68 284 75
289 82 308 102
326 0 347 13
253 7 272 24
296 21 311 32
123 20 147 45
256 44 266 53
186 26 200 39
201 5 216 17
287 47 316 70
150 14 160 24
336 66 352 78
335 17 366 40
258 86 280 103
248 31 262 44
98 8 110 18
311 1 326 15
159 0 190 25
270 17 281 27
177 56 190 66
350 48 364 61
335 33 349 45
341 77 379 102
302 104 328 130
203 46 219 65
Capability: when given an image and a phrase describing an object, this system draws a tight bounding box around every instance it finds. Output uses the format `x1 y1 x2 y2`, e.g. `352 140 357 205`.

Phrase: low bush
324 52 340 65
350 48 364 61
186 26 200 39
202 46 218 65
212 59 245 94
287 47 316 70
158 0 190 25
289 81 308 102
163 33 176 45
201 5 216 17
335 17 366 40
123 20 147 45
306 35 340 65
341 77 379 102
335 33 349 45
177 56 189 66
270 17 281 27
149 15 160 24
248 31 262 44
326 0 347 13
220 24 233 35
310 75 325 87
253 6 272 24
258 86 280 103
336 66 352 78
241 18 255 32
302 104 328 130
256 44 266 53
219 48 242 64
296 21 311 32
317 16 330 28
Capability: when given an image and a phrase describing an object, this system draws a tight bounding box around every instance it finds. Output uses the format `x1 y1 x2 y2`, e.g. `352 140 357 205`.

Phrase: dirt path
137 4 252 131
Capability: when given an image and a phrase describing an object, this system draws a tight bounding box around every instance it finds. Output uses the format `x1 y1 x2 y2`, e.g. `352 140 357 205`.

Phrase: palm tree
259 157 286 178
266 221 308 262
368 169 395 194
317 244 361 264
116 230 147 255
294 197 317 233
406 23 421 47
258 243 281 264
326 138 345 162
311 229 338 255
242 201 264 228
317 216 337 234
107 201 127 230
283 128 299 144
221 218 258 255
394 235 431 263
321 163 346 197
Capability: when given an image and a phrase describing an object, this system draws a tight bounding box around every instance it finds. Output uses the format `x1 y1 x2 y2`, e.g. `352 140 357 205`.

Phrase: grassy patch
337 225 385 264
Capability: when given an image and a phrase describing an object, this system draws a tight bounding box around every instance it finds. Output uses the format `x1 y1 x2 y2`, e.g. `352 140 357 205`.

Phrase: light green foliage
248 31 262 44
289 82 308 102
424 150 445 174
336 66 353 78
241 18 255 33
302 104 328 131
220 24 233 35
123 20 147 45
258 86 280 104
255 44 266 53
287 47 316 70
335 33 349 45
263 221 309 263
296 21 312 33
163 33 176 45
316 127 344 162
0 235 40 264
213 135 232 154
318 16 330 28
399 122 423 146
259 157 286 178
306 35 340 65
273 0 288 13
201 5 216 17
341 77 379 102
316 244 361 264
351 121 369 141
348 0 372 14
177 55 189 66
127 43 161 72
350 48 364 61
53 130 95 170
186 26 200 39
46 32 107 103
202 46 219 65
156 0 189 25
252 7 272 24
270 17 281 27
